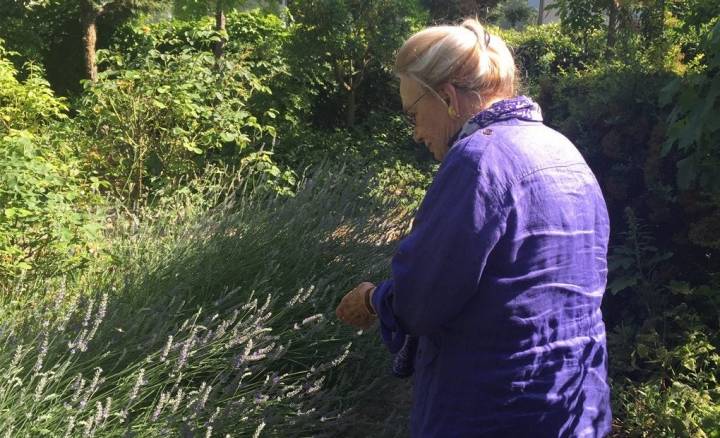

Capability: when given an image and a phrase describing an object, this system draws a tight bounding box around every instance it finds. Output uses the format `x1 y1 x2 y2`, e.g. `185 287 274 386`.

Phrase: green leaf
608 255 635 271
659 78 681 107
182 141 202 154
676 155 697 190
646 251 673 265
607 274 640 295
220 132 236 142
151 99 167 109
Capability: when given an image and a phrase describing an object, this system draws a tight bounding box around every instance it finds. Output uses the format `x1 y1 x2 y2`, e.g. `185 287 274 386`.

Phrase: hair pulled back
394 19 517 102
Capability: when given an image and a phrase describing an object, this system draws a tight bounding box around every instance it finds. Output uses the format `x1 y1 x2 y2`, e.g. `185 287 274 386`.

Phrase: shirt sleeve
372 153 509 344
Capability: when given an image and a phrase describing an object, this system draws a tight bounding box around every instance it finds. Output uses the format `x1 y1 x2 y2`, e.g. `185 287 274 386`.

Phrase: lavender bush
0 167 416 436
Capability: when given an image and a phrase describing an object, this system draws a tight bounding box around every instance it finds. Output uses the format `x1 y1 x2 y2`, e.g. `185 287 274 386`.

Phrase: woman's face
400 77 456 161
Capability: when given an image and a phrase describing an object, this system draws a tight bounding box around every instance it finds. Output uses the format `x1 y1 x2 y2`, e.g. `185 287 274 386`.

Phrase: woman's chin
429 145 446 162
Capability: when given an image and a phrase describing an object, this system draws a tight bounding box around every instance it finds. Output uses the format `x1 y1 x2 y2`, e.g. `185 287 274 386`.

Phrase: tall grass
0 167 415 436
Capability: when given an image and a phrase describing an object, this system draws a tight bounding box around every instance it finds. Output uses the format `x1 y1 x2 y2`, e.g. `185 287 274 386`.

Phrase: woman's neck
459 94 502 125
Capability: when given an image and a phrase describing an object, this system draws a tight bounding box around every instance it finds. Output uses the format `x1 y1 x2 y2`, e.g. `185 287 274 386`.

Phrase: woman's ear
438 82 459 111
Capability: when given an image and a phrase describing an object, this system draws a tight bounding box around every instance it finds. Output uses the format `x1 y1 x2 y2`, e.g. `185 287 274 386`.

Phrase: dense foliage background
0 0 718 436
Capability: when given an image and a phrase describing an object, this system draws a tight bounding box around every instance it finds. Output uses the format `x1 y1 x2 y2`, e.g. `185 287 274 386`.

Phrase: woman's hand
336 282 377 330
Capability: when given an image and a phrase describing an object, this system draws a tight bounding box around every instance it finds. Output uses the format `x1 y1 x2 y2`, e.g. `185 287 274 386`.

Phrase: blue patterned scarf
455 95 543 142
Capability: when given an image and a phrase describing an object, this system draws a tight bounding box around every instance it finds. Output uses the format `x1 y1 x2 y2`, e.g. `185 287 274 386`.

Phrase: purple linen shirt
372 97 612 437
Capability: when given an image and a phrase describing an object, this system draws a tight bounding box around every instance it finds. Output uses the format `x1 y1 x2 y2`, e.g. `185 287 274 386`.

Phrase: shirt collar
450 95 543 146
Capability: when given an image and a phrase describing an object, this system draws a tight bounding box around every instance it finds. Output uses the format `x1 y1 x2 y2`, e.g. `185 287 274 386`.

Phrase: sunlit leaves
661 20 720 191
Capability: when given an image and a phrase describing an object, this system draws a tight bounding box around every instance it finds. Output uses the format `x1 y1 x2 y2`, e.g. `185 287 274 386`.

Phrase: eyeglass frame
402 81 479 127
402 82 462 127
402 90 429 127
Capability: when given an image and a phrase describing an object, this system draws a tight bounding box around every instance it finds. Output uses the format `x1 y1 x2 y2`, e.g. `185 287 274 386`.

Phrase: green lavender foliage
0 167 414 436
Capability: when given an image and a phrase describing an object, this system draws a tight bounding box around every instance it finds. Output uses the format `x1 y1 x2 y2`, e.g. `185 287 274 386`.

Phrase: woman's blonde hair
394 18 517 103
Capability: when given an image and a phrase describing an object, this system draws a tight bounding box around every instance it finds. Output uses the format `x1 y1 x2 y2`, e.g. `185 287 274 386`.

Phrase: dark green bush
272 110 436 209
285 0 426 128
603 209 720 437
660 19 720 192
499 24 594 89
77 48 285 204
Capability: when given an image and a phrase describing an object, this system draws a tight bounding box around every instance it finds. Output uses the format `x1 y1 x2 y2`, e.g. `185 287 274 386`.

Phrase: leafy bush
660 19 720 192
537 62 674 207
110 11 289 82
614 362 720 436
610 300 720 437
0 131 102 284
606 208 673 296
73 11 299 206
605 208 720 437
499 24 593 91
488 0 538 30
286 0 426 128
77 47 280 204
109 11 294 126
0 43 67 134
0 41 101 284
272 110 436 209
530 29 720 435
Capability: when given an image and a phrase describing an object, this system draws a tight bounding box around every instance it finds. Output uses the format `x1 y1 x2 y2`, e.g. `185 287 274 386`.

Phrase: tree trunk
606 0 618 59
346 86 356 128
537 0 545 25
213 0 226 60
460 0 478 16
81 2 99 82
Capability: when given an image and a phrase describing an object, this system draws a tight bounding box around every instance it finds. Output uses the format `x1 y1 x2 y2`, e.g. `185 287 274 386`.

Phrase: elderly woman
335 19 611 437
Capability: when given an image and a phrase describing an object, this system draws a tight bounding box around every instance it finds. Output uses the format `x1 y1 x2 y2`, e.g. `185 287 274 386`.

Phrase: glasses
402 91 428 127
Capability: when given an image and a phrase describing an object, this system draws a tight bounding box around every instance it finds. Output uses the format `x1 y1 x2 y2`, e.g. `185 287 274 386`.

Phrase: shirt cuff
372 280 407 354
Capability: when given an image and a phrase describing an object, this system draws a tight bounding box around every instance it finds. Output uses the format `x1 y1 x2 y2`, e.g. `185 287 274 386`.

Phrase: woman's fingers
336 284 376 329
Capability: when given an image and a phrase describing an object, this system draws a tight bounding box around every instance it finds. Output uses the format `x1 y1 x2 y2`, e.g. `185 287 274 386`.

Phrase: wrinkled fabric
392 334 420 378
372 96 612 437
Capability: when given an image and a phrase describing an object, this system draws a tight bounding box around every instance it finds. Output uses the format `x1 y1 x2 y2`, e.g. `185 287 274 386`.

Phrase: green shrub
615 376 720 437
0 42 67 135
74 11 299 206
0 41 101 285
537 63 674 215
500 24 591 90
285 0 426 128
660 19 720 192
110 11 290 83
534 48 720 436
109 11 294 127
606 209 720 437
0 130 102 284
77 48 281 205
612 324 720 437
